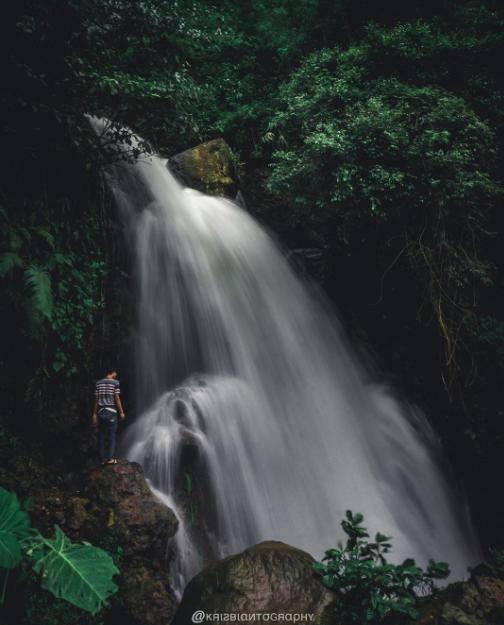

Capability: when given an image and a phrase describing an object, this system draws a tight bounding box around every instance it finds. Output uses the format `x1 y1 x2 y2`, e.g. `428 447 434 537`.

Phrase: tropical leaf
24 264 53 320
0 488 30 569
0 252 23 278
29 526 119 614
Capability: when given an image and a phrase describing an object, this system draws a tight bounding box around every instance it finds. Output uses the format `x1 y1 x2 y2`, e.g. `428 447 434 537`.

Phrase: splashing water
100 127 480 594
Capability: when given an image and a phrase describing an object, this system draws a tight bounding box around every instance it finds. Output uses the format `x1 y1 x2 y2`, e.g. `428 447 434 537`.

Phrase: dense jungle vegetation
2 0 504 592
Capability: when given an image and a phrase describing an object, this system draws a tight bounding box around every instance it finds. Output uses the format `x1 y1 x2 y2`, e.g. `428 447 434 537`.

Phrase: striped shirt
95 378 120 409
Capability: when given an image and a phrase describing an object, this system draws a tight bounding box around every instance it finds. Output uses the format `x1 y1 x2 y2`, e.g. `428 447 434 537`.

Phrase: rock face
83 460 178 555
77 460 179 625
169 138 238 197
172 541 334 625
0 451 179 625
405 564 504 625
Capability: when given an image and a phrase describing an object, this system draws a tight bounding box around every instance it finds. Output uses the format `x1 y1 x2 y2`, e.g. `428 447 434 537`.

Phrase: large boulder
172 541 334 625
169 138 238 197
0 454 180 625
83 459 178 555
75 460 179 625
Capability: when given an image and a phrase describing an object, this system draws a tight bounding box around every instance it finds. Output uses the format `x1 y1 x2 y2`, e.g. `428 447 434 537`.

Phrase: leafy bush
268 25 503 392
314 511 449 624
0 487 118 614
489 547 504 571
0 208 106 381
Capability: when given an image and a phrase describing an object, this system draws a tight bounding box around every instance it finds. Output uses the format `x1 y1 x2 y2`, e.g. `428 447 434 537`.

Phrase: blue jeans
97 409 118 462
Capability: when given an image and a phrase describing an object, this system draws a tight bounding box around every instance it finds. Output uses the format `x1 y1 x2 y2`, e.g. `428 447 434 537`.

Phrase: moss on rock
172 540 334 624
169 138 238 197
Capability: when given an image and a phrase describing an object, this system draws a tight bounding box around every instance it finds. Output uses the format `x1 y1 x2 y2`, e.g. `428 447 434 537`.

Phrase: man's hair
98 362 118 378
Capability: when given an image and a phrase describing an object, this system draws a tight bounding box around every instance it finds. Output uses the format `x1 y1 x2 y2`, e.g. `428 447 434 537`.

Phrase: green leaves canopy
268 28 503 390
269 50 500 225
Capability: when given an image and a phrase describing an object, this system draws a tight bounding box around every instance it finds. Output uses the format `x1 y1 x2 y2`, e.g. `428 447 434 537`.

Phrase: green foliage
75 0 217 152
28 526 119 615
0 489 30 570
466 315 504 367
314 511 449 624
489 547 504 571
0 252 23 277
268 18 503 391
0 488 118 615
24 265 53 322
269 43 501 225
1 211 106 381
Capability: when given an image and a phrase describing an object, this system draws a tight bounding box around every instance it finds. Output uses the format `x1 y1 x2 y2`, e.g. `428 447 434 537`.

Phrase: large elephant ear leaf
0 487 31 569
30 526 119 614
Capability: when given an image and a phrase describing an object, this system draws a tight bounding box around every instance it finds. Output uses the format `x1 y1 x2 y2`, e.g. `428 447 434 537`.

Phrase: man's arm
115 393 126 420
92 399 98 428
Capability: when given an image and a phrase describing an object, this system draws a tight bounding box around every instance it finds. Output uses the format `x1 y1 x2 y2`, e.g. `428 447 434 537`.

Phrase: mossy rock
82 460 178 556
169 138 238 197
172 540 335 624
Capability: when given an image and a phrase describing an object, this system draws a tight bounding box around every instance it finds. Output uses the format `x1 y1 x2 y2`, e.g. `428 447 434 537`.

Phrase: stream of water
100 126 480 594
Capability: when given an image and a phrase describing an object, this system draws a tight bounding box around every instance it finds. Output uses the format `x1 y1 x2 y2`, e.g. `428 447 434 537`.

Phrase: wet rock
83 459 178 555
403 564 504 625
118 562 177 625
169 138 238 197
66 496 91 532
1 454 179 625
0 444 79 539
76 460 179 625
172 541 334 625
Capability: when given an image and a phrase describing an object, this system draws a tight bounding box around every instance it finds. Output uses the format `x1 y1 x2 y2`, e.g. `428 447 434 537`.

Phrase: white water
102 134 480 593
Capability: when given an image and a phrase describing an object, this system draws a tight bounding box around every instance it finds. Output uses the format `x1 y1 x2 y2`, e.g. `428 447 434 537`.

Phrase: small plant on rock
314 511 449 624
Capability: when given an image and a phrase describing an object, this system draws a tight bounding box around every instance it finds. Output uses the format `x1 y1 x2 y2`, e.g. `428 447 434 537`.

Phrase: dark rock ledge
80 460 179 625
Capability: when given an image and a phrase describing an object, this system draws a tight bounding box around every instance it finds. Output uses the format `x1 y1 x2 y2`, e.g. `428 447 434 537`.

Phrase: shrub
314 511 449 624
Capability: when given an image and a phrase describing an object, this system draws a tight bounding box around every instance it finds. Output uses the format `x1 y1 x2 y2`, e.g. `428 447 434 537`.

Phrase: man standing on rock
92 366 126 465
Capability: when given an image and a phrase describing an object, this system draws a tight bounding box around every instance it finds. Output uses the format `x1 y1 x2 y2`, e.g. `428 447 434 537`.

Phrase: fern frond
24 265 53 321
34 227 55 249
0 252 23 278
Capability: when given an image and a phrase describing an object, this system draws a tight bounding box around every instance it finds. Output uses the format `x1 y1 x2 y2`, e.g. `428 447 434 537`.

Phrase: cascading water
100 124 480 594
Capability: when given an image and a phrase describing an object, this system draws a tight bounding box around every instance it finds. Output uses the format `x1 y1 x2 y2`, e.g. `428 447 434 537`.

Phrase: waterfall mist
100 131 480 594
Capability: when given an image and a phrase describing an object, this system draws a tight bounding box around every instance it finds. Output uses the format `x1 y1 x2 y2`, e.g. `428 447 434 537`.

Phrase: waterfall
100 128 480 594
